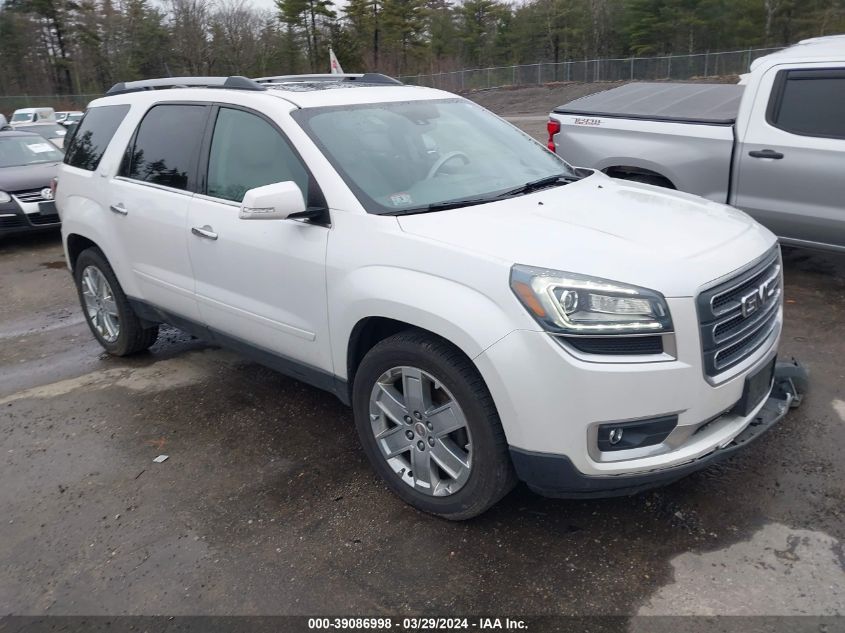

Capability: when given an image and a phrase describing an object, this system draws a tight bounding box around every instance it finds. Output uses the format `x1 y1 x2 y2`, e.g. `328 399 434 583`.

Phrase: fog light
596 415 678 452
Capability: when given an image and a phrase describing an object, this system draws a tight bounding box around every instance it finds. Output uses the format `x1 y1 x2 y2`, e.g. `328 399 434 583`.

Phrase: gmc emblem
740 278 777 318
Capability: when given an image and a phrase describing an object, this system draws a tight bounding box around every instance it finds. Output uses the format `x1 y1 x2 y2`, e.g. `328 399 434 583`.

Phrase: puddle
0 348 244 405
39 260 67 270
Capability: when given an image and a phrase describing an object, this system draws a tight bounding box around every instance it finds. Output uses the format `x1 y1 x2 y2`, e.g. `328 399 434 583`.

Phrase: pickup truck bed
550 37 845 252
554 82 745 125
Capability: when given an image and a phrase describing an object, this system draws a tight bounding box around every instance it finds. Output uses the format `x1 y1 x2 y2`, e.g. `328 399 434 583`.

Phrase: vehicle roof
751 35 845 70
13 107 54 113
264 83 452 108
554 82 744 125
88 82 455 110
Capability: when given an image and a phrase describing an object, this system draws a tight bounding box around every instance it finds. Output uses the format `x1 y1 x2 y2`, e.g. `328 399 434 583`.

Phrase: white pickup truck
548 35 845 253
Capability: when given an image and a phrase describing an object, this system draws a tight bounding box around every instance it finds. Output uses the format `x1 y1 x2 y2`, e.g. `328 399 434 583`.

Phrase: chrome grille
697 248 782 377
12 188 50 204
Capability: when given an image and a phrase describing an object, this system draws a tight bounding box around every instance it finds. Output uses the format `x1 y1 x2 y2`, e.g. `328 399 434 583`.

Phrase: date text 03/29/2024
307 617 528 630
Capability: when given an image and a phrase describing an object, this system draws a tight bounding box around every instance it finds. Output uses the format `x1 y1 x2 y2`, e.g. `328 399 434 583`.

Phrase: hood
0 161 60 193
397 172 776 297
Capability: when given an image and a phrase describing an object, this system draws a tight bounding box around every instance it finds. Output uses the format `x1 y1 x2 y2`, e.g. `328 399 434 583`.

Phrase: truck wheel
352 330 516 520
74 247 159 356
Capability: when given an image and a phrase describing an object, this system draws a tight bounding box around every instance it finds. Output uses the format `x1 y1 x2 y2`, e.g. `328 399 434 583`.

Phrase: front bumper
0 198 60 236
474 285 804 488
509 360 806 497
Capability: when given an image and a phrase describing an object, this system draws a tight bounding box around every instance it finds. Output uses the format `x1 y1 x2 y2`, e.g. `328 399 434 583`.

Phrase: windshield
0 136 64 167
292 99 578 214
12 112 34 123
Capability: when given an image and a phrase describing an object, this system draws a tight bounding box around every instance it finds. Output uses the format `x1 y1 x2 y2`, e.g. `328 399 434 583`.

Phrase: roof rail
106 76 266 96
253 73 402 86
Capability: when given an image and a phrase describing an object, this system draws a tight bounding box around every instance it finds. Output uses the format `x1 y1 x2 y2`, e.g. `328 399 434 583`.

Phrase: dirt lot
469 81 626 116
1 84 844 622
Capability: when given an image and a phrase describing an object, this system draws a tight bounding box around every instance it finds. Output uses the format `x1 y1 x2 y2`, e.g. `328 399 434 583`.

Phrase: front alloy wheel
369 366 472 497
353 330 515 520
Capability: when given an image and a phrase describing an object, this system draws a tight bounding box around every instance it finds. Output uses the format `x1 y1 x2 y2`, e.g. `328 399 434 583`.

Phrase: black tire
74 247 159 356
352 330 516 520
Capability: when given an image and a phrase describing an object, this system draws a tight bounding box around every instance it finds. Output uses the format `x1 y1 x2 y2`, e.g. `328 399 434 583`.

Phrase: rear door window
64 104 130 171
768 68 845 139
121 104 209 192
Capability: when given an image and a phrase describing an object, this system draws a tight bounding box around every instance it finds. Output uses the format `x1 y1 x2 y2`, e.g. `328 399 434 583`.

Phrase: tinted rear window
770 69 845 139
64 104 130 171
121 104 208 191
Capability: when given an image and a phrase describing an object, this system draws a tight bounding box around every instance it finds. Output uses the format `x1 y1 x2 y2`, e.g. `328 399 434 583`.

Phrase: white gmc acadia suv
56 74 806 519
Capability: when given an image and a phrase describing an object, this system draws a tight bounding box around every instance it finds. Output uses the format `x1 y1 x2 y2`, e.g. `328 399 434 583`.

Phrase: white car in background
10 107 57 125
55 74 806 519
56 110 84 127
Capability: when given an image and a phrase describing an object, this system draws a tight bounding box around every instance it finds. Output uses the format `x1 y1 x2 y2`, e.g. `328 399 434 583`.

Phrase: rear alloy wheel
353 331 515 520
74 247 159 356
80 265 120 343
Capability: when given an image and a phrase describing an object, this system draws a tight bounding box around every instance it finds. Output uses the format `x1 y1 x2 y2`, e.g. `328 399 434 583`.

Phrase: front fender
330 265 529 381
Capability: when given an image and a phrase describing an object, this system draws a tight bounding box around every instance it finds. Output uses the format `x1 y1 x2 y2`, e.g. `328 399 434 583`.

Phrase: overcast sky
222 0 348 16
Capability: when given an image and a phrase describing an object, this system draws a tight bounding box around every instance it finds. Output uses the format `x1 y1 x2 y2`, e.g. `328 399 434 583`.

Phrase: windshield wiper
498 173 576 198
384 197 494 216
383 173 580 216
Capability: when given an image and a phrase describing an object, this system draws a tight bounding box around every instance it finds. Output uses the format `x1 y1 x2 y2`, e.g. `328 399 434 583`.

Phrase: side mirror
239 181 306 220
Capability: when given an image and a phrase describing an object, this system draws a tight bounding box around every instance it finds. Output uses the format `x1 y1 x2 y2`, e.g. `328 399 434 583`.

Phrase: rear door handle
191 225 218 240
109 203 128 215
748 149 784 159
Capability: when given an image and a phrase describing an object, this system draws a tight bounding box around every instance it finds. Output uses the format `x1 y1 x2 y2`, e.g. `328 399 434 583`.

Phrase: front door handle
748 149 784 159
191 225 218 240
109 203 128 215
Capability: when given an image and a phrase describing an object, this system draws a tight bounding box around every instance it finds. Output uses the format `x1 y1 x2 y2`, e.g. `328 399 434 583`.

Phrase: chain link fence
0 47 783 112
400 47 783 92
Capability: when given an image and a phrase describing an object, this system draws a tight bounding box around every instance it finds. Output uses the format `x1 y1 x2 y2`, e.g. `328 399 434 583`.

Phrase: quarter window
768 69 845 139
64 104 130 171
206 107 308 203
122 104 208 191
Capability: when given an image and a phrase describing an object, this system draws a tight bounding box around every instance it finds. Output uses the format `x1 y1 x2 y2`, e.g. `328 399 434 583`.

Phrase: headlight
0 191 11 204
510 265 673 335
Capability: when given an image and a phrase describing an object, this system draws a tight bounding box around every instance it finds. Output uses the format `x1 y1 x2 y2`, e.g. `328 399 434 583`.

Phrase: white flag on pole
329 48 344 75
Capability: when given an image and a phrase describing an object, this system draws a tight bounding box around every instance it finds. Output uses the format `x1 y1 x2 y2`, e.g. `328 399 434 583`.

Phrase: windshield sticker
27 143 55 153
389 192 413 206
